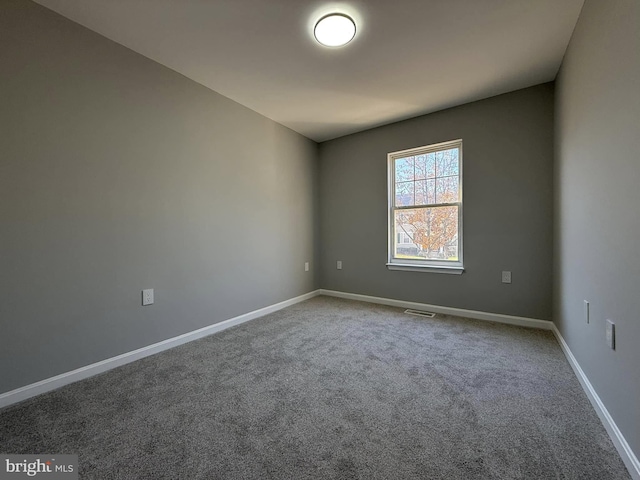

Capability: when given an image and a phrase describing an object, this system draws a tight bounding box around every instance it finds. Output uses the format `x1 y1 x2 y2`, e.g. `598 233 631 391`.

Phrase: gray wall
319 84 555 320
554 0 640 458
0 0 318 394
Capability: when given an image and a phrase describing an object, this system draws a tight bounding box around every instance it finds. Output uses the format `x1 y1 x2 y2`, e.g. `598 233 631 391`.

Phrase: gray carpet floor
0 296 631 479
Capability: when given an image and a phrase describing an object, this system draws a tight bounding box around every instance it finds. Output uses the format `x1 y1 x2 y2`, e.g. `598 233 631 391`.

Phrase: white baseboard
551 325 640 480
3 287 636 479
0 289 321 410
319 289 553 330
320 289 637 478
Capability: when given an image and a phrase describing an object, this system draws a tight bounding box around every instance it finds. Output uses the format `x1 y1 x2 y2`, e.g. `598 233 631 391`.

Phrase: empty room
1 0 638 478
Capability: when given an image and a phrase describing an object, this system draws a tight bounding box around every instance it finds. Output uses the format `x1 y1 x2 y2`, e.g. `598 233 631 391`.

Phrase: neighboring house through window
397 232 413 244
387 139 463 273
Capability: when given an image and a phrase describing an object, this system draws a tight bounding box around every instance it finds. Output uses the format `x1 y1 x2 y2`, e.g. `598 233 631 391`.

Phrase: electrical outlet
584 300 590 324
142 289 154 306
304 262 310 272
337 260 343 270
501 271 512 284
605 319 615 350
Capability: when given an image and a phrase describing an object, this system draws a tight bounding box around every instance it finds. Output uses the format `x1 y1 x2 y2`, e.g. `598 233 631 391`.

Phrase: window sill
386 263 464 274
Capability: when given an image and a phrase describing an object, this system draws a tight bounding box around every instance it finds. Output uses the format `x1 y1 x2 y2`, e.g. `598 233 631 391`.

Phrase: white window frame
387 139 464 274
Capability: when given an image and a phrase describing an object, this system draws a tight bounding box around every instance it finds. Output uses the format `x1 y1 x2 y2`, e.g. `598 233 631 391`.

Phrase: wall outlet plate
337 260 343 270
584 300 590 324
304 262 310 272
142 289 154 306
606 319 615 350
501 271 512 283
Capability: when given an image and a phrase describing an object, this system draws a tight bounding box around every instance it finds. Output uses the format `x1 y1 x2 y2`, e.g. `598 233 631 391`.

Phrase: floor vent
404 309 436 318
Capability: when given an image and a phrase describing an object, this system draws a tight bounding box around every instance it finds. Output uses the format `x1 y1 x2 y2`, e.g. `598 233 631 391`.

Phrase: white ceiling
34 0 584 142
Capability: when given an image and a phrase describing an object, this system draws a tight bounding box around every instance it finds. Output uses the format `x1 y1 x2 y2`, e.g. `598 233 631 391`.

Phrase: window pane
394 206 459 261
414 179 435 205
436 148 459 176
436 176 459 203
395 181 414 206
395 157 415 182
414 155 426 180
426 153 436 178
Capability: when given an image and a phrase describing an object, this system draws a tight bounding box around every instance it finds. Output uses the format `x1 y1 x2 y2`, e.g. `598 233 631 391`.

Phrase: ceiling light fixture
314 13 356 47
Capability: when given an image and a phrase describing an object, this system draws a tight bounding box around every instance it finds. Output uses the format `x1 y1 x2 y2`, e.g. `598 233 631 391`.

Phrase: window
397 232 413 244
387 139 463 273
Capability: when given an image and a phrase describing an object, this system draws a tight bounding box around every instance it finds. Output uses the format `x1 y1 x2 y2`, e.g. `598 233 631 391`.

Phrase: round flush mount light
314 13 356 47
